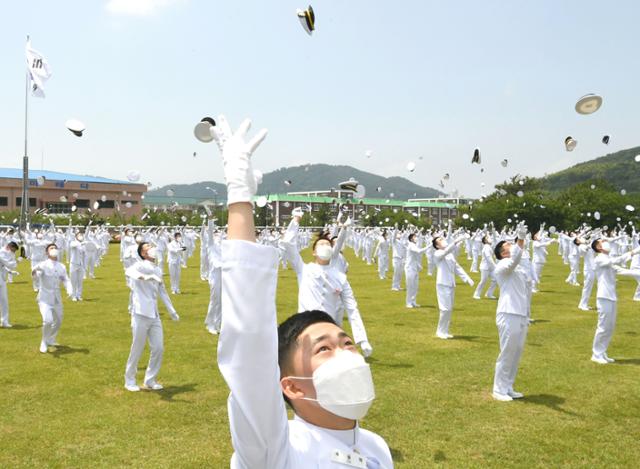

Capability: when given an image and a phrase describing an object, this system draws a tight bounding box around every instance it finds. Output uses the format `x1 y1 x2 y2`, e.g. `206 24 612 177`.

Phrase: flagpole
19 35 30 231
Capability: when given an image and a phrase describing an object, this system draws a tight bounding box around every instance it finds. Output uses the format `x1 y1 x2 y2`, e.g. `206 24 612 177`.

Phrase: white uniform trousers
634 281 640 301
578 271 595 309
168 262 181 293
405 267 419 306
69 265 84 300
532 262 544 289
38 301 63 346
124 314 164 386
493 313 528 395
85 252 97 277
205 269 222 331
0 283 10 325
474 270 496 298
592 298 617 359
436 285 455 336
391 258 404 290
566 257 579 284
470 253 479 272
378 254 389 279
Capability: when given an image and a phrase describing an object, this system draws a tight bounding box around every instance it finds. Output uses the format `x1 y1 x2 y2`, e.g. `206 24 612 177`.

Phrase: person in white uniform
283 211 374 357
0 241 19 328
473 234 497 299
432 235 474 338
124 242 180 392
404 233 428 308
492 223 529 401
531 230 555 292
31 243 72 353
167 233 186 294
589 238 640 364
211 115 393 468
578 235 596 311
68 231 86 301
374 230 390 280
390 228 407 290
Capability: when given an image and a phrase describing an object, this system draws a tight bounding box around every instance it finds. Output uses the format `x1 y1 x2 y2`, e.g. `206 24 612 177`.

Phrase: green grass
1 244 640 468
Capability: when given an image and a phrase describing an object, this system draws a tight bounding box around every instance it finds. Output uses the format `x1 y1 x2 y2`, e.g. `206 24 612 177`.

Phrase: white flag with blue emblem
25 39 52 98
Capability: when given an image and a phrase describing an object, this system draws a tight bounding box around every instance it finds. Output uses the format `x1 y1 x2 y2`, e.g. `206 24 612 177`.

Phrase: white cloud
105 0 184 16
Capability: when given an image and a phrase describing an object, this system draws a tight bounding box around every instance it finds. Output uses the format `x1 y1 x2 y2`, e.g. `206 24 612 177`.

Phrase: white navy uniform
592 250 633 360
124 259 178 387
404 241 427 307
0 248 18 326
283 220 369 345
578 244 595 310
474 243 497 299
217 240 393 469
32 259 72 350
434 241 473 337
492 244 529 396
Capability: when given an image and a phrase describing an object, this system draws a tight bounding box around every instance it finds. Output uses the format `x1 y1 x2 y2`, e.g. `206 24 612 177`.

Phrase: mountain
542 145 640 192
147 164 444 200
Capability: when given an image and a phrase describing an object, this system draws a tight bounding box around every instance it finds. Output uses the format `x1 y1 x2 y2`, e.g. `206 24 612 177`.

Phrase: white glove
360 341 373 358
516 222 528 240
170 312 180 321
291 207 304 219
212 115 268 206
467 278 475 287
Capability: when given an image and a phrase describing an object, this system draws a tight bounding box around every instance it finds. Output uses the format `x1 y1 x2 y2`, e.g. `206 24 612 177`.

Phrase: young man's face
281 322 357 402
500 242 513 259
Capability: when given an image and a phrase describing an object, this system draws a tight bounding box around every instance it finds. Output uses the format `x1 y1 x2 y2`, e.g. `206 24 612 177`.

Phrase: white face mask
37 233 44 240
77 235 84 242
293 350 375 420
291 350 376 420
315 244 333 261
439 240 448 248
49 248 59 258
601 242 611 252
147 247 157 259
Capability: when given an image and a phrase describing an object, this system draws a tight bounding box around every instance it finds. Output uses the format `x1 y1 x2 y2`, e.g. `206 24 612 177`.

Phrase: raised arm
212 115 289 469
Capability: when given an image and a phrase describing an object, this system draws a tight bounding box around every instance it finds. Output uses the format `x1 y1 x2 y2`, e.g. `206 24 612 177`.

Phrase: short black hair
7 241 18 251
408 233 417 243
312 232 331 251
494 240 508 260
432 237 441 249
278 311 337 407
573 238 580 246
591 239 601 252
137 242 149 259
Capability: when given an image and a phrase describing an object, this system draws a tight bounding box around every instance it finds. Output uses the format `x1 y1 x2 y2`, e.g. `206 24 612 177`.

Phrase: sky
1 0 639 197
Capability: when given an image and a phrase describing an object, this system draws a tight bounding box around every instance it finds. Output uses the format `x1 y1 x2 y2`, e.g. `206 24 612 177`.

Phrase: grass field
1 242 640 468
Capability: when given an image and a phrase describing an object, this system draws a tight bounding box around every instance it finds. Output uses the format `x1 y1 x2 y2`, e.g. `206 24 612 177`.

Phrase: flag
25 39 52 98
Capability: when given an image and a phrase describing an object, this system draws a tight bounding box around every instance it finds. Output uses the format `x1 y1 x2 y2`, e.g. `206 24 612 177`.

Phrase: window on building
16 197 37 207
0 197 7 207
98 200 115 209
55 181 65 188
80 183 89 189
75 199 90 208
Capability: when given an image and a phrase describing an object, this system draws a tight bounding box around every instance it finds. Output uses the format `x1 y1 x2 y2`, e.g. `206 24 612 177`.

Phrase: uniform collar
293 414 360 447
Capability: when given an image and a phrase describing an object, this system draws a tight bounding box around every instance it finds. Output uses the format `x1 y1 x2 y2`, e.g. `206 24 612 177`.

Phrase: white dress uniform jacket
217 240 393 469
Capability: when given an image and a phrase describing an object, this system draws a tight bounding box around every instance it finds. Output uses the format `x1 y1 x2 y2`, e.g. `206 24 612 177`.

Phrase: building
0 168 147 216
255 189 458 226
142 195 219 213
